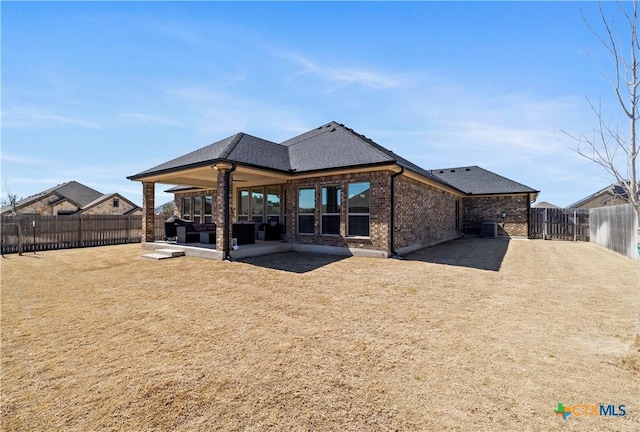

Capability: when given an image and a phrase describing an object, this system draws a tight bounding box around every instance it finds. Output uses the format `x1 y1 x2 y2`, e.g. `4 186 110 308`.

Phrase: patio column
142 181 155 243
214 163 235 259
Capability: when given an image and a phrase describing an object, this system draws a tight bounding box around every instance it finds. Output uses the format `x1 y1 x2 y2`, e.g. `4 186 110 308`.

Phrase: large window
237 186 283 224
238 190 250 221
251 189 264 223
193 196 202 223
298 188 315 234
267 186 281 223
205 196 213 223
348 182 370 236
321 186 341 235
182 197 191 220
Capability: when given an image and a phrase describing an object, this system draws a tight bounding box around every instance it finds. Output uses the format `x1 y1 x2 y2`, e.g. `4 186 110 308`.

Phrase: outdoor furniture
164 216 192 240
232 223 255 245
259 222 283 241
176 223 216 244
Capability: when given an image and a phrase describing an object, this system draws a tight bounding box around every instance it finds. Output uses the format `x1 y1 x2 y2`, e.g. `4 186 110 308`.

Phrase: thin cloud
121 112 185 128
275 49 401 90
2 106 102 130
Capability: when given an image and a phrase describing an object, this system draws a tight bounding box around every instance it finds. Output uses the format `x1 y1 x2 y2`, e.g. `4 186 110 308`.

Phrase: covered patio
142 238 291 260
129 141 293 261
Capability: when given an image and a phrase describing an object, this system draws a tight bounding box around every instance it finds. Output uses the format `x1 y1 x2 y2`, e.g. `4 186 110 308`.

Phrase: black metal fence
1 214 166 254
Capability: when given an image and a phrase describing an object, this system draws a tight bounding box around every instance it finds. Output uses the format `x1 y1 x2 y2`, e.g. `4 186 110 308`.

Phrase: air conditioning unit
481 221 498 238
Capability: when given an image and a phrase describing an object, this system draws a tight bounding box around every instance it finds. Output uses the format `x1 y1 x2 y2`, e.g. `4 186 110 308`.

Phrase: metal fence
589 204 638 260
1 214 166 254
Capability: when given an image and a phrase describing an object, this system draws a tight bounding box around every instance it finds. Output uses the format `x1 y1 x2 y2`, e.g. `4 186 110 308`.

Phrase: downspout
224 163 237 261
526 193 531 239
390 165 405 257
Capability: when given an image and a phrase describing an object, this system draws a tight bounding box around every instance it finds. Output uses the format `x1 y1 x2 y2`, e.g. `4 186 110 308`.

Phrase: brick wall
81 197 138 216
463 195 529 237
284 171 393 254
393 176 460 250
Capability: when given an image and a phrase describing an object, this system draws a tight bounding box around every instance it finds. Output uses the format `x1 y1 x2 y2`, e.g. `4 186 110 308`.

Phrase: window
183 197 191 220
298 188 315 234
348 182 370 236
204 196 213 223
455 200 461 231
112 198 120 208
321 186 341 235
266 186 281 223
251 188 264 224
193 197 202 223
237 189 249 221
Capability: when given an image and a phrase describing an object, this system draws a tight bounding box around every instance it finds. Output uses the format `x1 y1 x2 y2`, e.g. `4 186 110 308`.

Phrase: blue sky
1 1 634 207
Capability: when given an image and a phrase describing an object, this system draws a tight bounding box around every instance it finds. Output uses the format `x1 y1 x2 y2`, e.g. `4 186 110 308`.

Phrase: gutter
390 165 405 257
223 163 237 261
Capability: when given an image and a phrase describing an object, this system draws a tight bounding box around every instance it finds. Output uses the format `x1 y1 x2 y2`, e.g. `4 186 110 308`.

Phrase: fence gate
529 208 590 241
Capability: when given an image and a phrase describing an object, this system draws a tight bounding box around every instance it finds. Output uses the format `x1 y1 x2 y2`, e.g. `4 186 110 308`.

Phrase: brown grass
1 239 639 431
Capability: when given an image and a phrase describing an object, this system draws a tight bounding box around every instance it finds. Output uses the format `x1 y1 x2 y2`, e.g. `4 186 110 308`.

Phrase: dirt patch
1 239 639 431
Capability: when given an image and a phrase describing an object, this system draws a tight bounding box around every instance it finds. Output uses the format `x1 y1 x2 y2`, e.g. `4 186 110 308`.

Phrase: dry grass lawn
1 239 639 431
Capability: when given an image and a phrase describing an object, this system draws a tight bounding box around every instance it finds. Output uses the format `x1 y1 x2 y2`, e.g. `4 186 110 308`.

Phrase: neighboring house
154 200 178 216
567 182 634 209
533 201 561 209
128 121 538 259
0 181 141 216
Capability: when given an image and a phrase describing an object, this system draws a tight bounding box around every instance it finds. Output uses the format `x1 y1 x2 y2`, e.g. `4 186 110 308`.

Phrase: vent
465 168 471 171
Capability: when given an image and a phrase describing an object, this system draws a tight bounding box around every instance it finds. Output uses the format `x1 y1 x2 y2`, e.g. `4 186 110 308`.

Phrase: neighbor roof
566 182 634 209
129 122 538 197
1 181 103 213
430 166 538 195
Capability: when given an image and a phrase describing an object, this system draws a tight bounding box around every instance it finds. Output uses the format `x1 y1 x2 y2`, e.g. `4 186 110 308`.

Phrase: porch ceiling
138 165 291 189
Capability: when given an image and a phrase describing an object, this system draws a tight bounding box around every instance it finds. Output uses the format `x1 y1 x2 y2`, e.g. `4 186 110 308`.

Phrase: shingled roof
131 133 290 178
129 122 538 197
430 166 538 195
1 181 103 213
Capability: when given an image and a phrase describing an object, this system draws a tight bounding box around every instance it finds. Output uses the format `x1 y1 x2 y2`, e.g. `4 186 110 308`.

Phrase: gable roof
80 193 139 213
566 182 634 209
129 121 538 198
533 201 561 209
430 166 538 195
1 181 103 213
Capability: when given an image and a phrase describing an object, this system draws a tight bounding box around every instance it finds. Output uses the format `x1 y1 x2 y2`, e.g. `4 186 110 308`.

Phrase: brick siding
284 171 393 254
463 195 529 237
393 176 460 250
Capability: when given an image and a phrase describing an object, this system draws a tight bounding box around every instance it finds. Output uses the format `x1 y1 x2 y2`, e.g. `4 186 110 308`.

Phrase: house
533 201 561 209
128 121 538 259
566 182 634 209
0 181 141 216
154 200 178 216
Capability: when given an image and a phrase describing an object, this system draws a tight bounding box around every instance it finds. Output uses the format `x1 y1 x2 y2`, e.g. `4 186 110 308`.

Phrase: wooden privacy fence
1 214 166 254
529 208 590 241
589 203 638 260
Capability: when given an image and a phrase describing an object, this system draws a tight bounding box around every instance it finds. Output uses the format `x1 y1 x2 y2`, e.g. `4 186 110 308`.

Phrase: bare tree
564 1 640 347
564 1 639 218
0 183 24 256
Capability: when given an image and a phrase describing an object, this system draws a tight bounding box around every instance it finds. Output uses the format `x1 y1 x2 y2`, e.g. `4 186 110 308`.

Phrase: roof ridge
220 133 245 159
281 121 339 147
335 123 399 162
